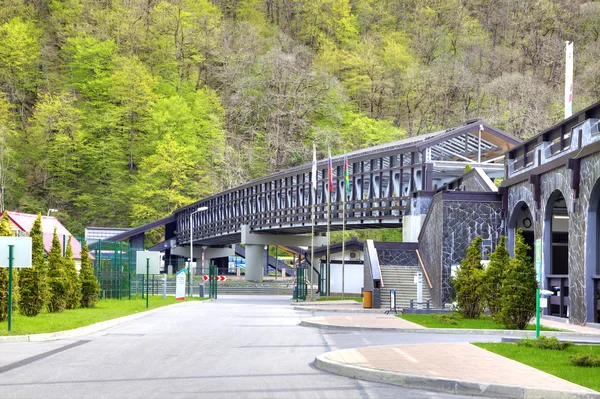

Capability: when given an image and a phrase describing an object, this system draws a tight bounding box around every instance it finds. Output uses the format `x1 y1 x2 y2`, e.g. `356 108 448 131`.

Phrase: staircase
380 265 431 310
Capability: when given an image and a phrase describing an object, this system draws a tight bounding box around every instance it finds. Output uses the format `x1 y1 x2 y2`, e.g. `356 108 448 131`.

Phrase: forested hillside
0 0 598 235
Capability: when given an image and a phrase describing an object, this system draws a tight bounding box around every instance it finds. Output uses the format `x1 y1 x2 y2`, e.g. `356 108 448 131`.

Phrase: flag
312 144 317 192
328 149 333 193
344 153 350 198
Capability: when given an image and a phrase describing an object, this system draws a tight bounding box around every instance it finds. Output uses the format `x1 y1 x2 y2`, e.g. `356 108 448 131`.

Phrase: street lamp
189 206 208 294
47 208 58 217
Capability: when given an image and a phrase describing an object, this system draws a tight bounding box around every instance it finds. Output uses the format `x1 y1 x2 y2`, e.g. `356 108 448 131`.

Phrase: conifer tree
18 213 47 316
64 238 82 310
0 211 15 321
484 235 510 321
80 241 100 308
47 228 68 313
452 236 485 318
499 229 538 330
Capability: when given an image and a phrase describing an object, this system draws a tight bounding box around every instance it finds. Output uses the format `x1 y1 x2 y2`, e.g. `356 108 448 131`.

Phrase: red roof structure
3 211 84 259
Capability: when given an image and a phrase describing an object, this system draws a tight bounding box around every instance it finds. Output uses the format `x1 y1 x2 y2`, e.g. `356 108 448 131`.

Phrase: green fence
77 237 147 299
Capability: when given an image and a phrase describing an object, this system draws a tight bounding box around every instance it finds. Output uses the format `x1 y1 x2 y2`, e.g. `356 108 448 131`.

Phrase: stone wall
440 198 503 304
417 194 444 307
506 151 600 324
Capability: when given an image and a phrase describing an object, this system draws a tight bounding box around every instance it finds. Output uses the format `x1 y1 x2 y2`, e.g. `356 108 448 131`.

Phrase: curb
300 320 600 338
314 352 600 399
293 306 384 314
0 300 210 344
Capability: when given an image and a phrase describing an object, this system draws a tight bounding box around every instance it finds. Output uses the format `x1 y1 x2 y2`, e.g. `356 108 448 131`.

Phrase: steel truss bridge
111 120 519 247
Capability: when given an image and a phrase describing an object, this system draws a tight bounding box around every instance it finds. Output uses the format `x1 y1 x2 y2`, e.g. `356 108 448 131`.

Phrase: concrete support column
245 244 264 282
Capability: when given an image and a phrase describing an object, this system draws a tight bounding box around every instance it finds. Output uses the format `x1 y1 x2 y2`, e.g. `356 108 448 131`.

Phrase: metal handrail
415 249 433 289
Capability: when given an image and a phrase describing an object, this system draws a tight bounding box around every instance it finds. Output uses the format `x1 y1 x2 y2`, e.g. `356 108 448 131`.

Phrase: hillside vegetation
0 0 597 238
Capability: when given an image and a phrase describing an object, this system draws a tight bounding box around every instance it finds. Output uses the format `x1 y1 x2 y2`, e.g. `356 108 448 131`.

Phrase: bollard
426 299 430 309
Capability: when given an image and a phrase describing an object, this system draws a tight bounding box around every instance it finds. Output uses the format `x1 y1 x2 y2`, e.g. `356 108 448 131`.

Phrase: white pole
565 41 574 119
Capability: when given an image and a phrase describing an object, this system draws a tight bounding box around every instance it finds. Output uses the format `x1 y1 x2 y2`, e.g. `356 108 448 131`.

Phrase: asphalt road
0 296 505 399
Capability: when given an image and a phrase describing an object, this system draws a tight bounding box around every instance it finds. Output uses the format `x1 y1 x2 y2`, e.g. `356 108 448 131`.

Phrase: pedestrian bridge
110 120 518 249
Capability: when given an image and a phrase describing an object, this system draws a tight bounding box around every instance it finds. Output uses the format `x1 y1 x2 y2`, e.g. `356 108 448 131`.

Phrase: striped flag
344 153 350 198
328 149 333 193
312 144 317 192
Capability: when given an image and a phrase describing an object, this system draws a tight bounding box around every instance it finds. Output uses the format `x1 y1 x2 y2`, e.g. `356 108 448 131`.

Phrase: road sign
535 238 542 284
175 269 186 300
202 275 228 282
0 237 32 268
135 251 160 275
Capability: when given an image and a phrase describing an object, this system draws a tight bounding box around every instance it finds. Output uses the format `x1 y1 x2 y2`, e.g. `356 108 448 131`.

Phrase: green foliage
330 228 402 243
452 236 485 319
0 211 15 321
18 214 47 316
517 336 573 351
47 228 68 313
499 229 538 330
431 312 460 325
63 238 82 310
570 353 600 367
484 236 510 320
463 164 472 173
79 241 100 308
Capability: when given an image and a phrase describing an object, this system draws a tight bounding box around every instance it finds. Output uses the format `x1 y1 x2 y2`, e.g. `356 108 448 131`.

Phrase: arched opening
585 179 600 323
544 190 569 318
508 201 535 260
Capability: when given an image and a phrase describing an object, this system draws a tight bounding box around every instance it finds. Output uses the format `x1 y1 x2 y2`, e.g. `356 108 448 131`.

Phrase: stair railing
415 249 433 289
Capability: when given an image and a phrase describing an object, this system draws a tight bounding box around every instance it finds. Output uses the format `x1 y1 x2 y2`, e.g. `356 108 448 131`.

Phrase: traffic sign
202 275 228 282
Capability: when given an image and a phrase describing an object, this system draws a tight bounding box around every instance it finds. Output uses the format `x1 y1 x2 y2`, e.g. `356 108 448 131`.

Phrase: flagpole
326 148 331 300
342 186 346 300
310 144 317 302
341 153 348 300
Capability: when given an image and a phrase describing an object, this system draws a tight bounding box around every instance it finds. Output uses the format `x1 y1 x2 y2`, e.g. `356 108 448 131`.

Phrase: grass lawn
0 295 208 336
398 313 559 331
315 296 362 303
474 342 600 392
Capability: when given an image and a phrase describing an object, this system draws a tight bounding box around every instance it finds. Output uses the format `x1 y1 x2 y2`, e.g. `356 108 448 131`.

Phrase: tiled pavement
302 302 600 398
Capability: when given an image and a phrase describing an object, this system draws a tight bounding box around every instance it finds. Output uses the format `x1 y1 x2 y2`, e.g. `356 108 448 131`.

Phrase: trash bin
199 284 205 298
363 291 373 308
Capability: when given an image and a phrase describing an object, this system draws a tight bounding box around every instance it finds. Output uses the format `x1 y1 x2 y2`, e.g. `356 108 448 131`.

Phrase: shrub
64 238 82 310
18 213 47 317
432 313 459 325
570 353 600 367
516 336 572 350
484 236 510 321
498 229 537 330
47 228 68 313
80 241 100 308
452 236 485 318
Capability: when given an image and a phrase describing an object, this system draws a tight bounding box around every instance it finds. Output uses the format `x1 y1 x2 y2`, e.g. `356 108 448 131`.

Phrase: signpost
175 269 186 300
385 289 397 314
535 238 542 339
136 251 160 309
0 237 32 332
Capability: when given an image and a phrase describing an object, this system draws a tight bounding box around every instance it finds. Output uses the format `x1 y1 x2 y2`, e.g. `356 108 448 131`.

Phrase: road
0 296 503 399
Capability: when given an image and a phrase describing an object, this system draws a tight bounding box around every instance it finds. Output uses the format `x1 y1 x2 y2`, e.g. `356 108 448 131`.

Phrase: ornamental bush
452 236 485 319
484 235 510 321
80 241 100 308
64 238 82 310
18 213 47 317
498 229 537 330
517 336 572 350
47 228 68 313
570 353 600 367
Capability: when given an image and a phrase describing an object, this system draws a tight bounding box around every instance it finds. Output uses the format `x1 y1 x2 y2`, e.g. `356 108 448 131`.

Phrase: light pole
189 206 208 295
47 208 58 217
